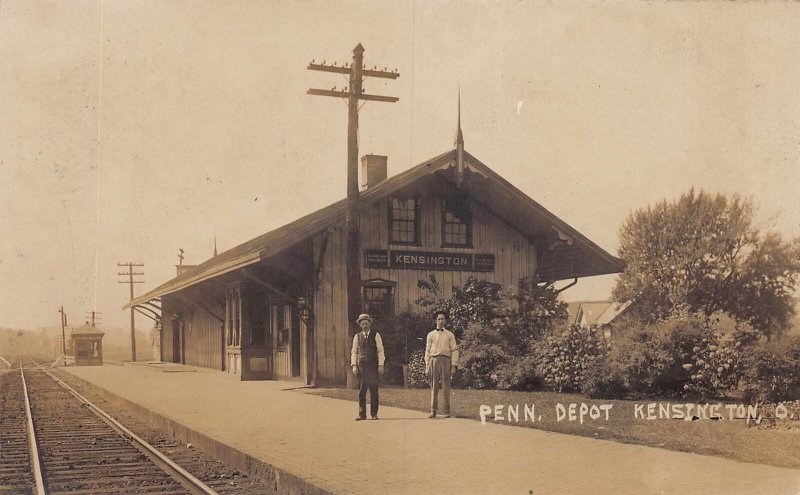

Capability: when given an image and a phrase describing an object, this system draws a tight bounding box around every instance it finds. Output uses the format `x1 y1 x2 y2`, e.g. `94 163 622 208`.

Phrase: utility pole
84 311 103 327
307 43 398 388
58 306 67 357
118 262 144 361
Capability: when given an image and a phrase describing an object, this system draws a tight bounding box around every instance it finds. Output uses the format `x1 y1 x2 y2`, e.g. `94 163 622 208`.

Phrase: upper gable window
389 197 420 245
442 195 472 247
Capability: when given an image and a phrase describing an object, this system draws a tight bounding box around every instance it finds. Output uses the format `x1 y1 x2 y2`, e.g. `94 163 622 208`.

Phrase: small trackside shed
71 323 104 366
126 143 623 385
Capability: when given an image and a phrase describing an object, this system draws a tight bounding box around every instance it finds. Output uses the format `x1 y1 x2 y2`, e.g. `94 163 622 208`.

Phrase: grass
306 386 800 469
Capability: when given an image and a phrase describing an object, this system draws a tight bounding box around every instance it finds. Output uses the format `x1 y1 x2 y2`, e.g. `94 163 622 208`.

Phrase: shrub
458 323 510 389
657 319 708 394
373 310 431 385
494 354 543 391
539 325 604 393
416 275 511 338
405 349 430 388
682 334 742 399
611 326 672 396
414 275 567 390
581 355 626 399
742 336 800 403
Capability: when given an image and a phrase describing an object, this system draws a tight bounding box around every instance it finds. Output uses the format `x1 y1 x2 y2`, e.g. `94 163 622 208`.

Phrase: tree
613 189 800 338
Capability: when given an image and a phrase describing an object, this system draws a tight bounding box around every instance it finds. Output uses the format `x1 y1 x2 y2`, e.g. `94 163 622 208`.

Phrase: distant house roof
127 149 624 308
569 300 632 327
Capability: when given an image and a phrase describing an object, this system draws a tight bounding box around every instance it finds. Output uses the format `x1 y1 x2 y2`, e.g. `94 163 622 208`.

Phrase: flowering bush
416 276 567 390
682 335 742 398
538 325 604 393
405 349 429 388
597 317 744 399
416 275 511 337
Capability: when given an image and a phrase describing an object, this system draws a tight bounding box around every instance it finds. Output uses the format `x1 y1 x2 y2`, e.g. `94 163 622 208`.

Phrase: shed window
389 197 420 245
442 196 472 247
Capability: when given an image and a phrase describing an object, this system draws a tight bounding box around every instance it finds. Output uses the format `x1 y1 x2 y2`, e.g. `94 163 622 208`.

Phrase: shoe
355 417 366 421
428 413 436 419
442 414 451 418
371 416 379 420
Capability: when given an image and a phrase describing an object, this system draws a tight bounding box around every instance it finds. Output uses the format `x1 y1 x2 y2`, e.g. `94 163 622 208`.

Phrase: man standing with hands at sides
351 314 385 421
425 311 459 418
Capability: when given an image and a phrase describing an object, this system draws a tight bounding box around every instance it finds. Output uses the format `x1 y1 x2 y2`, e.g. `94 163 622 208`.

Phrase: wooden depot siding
360 194 537 308
160 292 223 370
184 300 224 370
311 192 537 384
161 295 176 363
313 225 348 384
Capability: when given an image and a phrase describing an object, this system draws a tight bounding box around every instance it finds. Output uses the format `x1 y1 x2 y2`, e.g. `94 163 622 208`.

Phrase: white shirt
425 328 459 367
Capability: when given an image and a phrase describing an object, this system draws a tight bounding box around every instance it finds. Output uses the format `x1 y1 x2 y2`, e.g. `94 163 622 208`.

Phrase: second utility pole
118 262 144 361
307 43 398 387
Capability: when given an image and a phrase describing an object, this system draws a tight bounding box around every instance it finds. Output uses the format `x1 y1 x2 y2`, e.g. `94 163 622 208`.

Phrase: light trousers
430 355 452 414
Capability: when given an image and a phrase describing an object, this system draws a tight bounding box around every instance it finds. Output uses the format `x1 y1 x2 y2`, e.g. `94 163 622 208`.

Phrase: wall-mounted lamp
298 297 313 323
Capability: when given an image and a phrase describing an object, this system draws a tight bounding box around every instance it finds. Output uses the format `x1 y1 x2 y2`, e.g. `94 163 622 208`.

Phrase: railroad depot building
128 137 623 385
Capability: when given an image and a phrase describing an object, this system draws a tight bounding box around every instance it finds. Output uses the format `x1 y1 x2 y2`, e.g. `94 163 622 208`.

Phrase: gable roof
569 300 632 327
127 148 624 308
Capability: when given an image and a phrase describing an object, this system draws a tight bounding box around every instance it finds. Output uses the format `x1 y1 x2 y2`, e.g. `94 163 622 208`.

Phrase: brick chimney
361 154 387 190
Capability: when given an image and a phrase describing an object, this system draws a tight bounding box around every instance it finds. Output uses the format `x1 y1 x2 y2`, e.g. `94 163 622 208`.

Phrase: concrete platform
63 363 800 495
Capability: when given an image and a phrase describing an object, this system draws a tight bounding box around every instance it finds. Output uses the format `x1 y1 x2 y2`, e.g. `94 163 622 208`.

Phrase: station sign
365 249 495 272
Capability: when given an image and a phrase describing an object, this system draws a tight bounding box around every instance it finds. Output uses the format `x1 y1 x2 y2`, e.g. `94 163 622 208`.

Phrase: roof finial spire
455 86 464 146
455 87 465 187
213 229 218 257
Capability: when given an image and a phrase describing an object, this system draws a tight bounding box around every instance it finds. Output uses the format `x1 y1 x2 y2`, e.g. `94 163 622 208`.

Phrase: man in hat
425 311 459 418
351 313 385 420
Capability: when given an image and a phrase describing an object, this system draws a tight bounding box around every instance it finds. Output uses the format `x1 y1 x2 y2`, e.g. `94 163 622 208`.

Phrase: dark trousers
357 359 379 419
358 375 379 418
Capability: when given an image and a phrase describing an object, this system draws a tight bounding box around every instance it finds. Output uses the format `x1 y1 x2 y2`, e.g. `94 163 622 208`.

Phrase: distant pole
58 306 67 357
84 311 103 327
307 44 399 388
118 262 145 361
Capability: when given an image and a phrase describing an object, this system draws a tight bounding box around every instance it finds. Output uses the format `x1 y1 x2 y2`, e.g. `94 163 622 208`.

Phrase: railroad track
2 360 226 495
0 365 34 494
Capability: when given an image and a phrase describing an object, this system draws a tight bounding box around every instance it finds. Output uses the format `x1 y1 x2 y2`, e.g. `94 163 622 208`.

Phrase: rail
19 360 46 495
25 360 220 495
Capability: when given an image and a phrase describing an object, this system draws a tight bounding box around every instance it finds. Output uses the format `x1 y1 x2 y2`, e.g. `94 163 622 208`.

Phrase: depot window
362 280 396 319
442 195 472 247
389 197 420 245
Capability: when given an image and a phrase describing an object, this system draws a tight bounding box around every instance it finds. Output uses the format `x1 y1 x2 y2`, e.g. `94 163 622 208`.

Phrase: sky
1 1 799 332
